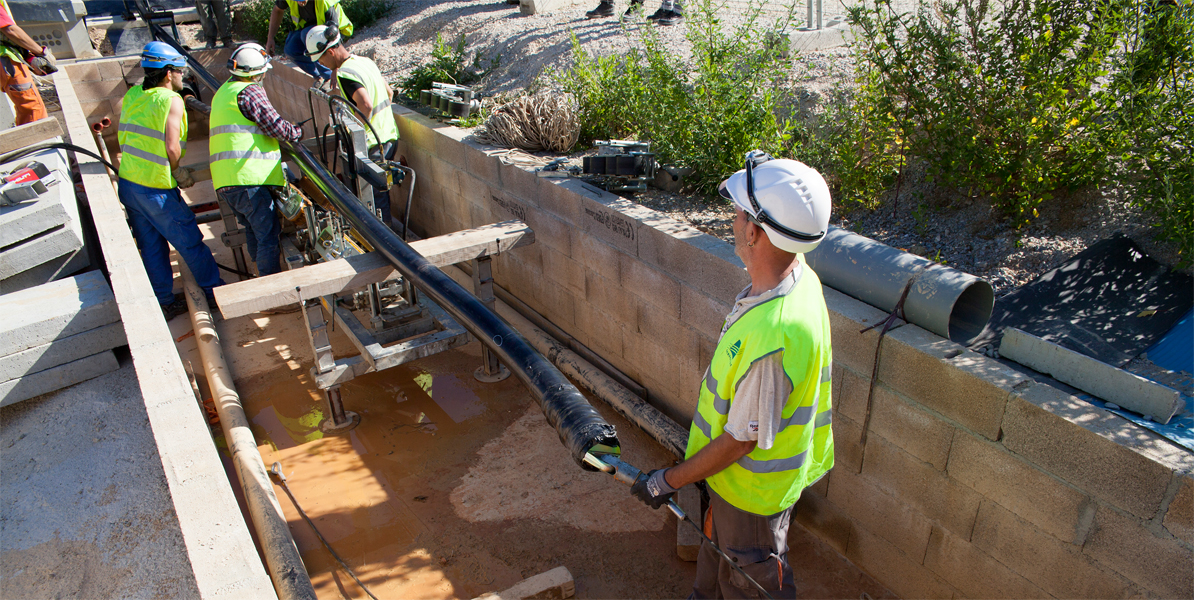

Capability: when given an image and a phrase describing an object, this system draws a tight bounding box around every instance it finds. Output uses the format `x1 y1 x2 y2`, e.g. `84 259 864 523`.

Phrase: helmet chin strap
743 150 825 243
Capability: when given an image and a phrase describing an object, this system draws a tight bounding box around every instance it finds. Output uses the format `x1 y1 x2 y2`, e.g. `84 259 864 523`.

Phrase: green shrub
398 34 501 100
1104 0 1193 264
846 0 1126 223
235 0 395 51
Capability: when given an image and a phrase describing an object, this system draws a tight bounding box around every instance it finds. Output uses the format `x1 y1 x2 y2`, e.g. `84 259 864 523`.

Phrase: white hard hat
304 25 341 61
228 43 271 77
719 151 832 254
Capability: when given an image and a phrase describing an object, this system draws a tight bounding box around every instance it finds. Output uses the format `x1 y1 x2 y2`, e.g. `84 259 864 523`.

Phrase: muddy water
236 343 694 599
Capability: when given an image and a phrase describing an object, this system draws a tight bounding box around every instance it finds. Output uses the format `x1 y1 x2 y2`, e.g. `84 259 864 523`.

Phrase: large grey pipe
805 226 994 344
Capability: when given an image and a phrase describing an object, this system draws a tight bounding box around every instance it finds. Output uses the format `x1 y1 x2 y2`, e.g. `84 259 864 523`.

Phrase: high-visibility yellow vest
286 0 353 37
685 267 835 516
0 0 27 63
337 55 398 148
209 80 284 189
118 85 187 189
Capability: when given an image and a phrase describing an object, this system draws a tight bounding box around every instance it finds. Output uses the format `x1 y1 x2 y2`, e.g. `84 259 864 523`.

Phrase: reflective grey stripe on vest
737 449 807 474
821 364 831 384
371 98 392 117
211 124 265 136
692 408 714 440
704 370 730 415
121 144 169 166
120 123 166 141
815 410 832 428
209 149 282 162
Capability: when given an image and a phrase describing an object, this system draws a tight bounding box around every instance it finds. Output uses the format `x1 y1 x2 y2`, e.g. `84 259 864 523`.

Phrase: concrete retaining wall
384 107 1193 599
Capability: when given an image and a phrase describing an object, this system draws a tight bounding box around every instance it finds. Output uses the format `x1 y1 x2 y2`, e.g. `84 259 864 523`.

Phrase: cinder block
523 209 572 257
97 60 124 81
948 431 1094 544
540 245 584 293
433 127 469 169
879 324 1026 440
67 63 100 82
679 285 731 339
81 100 109 120
620 254 680 317
575 233 621 283
869 384 955 471
489 192 532 229
575 301 624 361
1002 384 1176 520
971 500 1132 599
832 412 864 474
0 321 125 381
861 435 981 538
828 466 933 558
636 301 696 359
585 270 638 322
823 287 891 375
395 111 437 151
430 156 462 198
533 277 578 331
794 487 852 554
623 330 682 400
578 192 640 254
924 525 1050 599
640 372 684 423
460 172 494 209
1164 476 1193 545
539 178 583 223
636 220 747 304
500 162 541 206
0 271 119 356
1084 503 1194 598
464 146 502 187
835 364 870 423
1 350 120 406
845 524 957 599
73 78 125 101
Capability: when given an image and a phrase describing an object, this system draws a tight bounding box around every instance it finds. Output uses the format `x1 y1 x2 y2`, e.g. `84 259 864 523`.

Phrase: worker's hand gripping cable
583 452 776 600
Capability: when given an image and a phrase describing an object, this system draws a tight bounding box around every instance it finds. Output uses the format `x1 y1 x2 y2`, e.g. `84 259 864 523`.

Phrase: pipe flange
320 411 361 435
473 364 511 383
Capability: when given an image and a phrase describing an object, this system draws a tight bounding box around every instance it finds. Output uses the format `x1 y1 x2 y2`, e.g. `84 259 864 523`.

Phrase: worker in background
630 152 834 599
210 43 305 278
194 0 234 49
0 0 56 124
265 0 352 83
117 42 222 320
586 0 683 26
305 24 399 228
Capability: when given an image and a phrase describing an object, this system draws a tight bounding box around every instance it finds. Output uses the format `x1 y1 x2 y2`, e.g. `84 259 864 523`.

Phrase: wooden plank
0 118 65 155
214 220 534 318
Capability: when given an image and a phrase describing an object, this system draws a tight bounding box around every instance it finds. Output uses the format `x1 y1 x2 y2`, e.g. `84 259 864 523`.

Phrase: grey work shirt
718 264 802 450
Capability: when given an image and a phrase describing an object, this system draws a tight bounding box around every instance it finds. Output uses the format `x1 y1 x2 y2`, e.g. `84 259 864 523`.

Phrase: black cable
1 142 119 175
327 94 385 161
216 262 256 278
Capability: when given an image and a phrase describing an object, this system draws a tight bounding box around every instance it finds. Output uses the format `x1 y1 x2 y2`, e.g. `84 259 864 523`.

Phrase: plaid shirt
236 83 303 142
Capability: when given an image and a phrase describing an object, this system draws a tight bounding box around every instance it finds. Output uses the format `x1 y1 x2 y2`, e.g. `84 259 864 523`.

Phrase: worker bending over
117 42 222 320
0 0 56 124
210 43 305 277
265 0 352 83
305 25 400 228
632 152 834 599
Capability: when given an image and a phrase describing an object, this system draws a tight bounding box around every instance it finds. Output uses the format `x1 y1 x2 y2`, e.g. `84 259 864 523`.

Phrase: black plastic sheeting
969 234 1194 367
283 141 621 467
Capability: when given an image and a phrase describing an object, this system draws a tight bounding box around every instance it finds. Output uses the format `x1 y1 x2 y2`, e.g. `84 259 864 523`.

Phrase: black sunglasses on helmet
736 150 825 243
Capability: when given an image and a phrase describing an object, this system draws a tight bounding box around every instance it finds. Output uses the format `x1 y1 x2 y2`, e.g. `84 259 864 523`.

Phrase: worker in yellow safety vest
264 0 352 83
305 24 400 228
0 0 57 124
210 43 305 278
116 42 222 321
631 152 835 599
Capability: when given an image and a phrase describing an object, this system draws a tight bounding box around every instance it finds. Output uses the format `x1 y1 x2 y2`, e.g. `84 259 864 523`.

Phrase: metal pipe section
804 226 994 345
180 266 318 600
282 141 621 466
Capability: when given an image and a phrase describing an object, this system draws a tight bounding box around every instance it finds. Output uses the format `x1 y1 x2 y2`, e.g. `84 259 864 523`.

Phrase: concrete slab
0 244 90 293
0 321 127 382
0 227 84 280
0 357 201 598
0 349 119 406
0 270 120 357
1001 327 1181 423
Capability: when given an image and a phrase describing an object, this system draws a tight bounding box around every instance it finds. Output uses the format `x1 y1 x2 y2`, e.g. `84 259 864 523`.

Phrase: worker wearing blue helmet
116 41 222 321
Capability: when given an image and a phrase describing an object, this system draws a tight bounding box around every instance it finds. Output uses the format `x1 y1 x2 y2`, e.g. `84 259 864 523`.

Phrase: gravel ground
179 1 1187 295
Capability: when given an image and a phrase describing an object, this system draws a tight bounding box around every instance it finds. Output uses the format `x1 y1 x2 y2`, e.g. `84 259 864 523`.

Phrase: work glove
173 166 196 189
27 48 57 76
631 468 677 510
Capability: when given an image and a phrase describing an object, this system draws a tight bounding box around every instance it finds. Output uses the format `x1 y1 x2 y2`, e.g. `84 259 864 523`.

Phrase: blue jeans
218 185 282 277
117 178 222 305
284 27 332 80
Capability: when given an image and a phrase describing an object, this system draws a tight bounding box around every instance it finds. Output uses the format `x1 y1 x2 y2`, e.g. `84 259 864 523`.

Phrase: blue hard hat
141 41 187 70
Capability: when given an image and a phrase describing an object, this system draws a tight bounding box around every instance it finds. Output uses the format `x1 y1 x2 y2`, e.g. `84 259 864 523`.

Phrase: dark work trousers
194 0 232 45
368 140 398 227
691 487 797 599
217 185 283 277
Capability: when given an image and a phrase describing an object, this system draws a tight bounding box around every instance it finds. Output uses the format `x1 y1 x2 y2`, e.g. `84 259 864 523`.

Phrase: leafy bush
235 0 395 51
398 34 502 100
1104 0 1193 264
563 0 802 193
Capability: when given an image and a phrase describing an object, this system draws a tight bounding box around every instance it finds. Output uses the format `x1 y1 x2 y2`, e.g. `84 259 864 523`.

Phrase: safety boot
585 0 614 18
655 9 683 25
624 0 644 16
160 294 189 321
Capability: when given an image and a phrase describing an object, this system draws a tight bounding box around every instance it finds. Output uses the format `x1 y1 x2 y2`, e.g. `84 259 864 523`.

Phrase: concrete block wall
260 63 1193 597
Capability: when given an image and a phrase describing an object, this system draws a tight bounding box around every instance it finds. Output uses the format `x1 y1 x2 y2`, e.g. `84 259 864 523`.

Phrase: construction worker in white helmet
304 24 400 229
209 43 306 278
631 152 835 599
